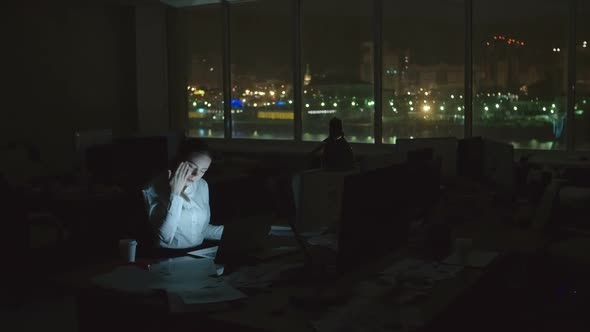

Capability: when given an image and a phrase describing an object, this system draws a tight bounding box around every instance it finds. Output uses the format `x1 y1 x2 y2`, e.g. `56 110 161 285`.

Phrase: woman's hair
173 138 211 168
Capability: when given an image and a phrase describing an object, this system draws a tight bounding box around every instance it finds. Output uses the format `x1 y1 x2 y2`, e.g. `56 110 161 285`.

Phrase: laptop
188 215 273 265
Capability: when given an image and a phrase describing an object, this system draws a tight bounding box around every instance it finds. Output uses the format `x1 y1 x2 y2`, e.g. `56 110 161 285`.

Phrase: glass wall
472 0 568 150
230 0 293 140
382 0 465 144
301 0 374 143
576 1 590 150
185 4 224 138
179 0 588 151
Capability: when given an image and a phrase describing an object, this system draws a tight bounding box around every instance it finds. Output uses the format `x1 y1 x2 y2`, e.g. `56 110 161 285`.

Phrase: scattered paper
380 258 463 286
150 256 246 307
150 256 218 281
167 278 246 305
91 265 162 293
442 250 498 268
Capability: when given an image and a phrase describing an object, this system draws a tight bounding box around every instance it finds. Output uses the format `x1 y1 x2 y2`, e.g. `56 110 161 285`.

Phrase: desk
59 242 499 332
59 184 545 332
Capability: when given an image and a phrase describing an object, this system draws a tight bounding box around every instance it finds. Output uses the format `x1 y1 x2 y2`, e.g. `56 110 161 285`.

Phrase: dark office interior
3 0 590 331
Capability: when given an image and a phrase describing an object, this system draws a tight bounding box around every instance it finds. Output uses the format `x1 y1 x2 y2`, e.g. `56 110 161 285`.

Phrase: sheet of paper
380 258 463 286
442 250 498 268
150 256 246 307
307 233 338 251
168 278 246 304
91 265 162 293
150 256 218 282
187 246 219 259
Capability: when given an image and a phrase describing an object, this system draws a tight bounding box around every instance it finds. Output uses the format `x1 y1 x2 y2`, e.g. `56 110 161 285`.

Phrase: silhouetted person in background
311 117 355 171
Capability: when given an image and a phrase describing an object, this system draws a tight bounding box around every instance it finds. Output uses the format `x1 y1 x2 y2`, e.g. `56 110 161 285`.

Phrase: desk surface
60 243 490 332
59 185 550 332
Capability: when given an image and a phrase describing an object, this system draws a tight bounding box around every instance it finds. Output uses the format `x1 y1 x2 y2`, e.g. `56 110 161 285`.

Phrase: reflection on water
188 128 562 150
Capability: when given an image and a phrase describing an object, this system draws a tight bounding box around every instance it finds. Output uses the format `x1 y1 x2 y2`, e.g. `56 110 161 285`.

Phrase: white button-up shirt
143 174 223 249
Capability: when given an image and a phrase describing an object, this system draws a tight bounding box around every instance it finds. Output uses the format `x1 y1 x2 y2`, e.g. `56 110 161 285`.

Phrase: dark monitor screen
337 163 411 270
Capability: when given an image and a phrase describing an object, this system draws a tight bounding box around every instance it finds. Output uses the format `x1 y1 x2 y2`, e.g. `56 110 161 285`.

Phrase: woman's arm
144 182 184 246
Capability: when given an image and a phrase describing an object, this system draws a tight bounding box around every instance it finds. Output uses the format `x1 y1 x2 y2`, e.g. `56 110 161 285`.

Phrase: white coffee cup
119 239 138 262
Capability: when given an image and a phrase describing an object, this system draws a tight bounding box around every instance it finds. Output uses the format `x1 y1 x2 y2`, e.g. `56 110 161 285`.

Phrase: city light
440 106 445 111
495 104 500 109
333 103 338 107
321 102 325 106
352 101 356 106
192 102 197 107
308 110 336 114
423 105 431 112
513 106 518 111
484 106 489 111
409 101 413 105
410 107 414 111
451 95 455 99
305 103 310 108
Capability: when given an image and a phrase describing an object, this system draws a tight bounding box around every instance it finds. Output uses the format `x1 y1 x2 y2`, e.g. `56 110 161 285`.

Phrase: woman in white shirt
143 139 223 250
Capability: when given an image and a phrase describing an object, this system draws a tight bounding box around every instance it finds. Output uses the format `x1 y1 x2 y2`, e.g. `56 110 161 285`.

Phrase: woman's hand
169 162 190 194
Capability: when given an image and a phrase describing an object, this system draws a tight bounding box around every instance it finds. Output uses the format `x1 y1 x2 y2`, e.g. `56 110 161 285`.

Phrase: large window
576 2 590 150
472 0 568 150
301 0 374 143
179 0 587 151
185 4 224 138
230 0 293 140
382 0 465 144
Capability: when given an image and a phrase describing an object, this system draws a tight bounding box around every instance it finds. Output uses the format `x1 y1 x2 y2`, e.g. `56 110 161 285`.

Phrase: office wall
136 3 170 135
2 4 137 173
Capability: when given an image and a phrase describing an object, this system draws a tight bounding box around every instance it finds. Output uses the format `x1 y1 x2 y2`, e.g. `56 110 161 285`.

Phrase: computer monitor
397 137 458 179
482 138 515 196
337 163 411 270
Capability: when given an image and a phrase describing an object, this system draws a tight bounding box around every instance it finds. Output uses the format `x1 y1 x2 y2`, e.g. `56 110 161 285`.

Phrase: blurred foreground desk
62 241 503 332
